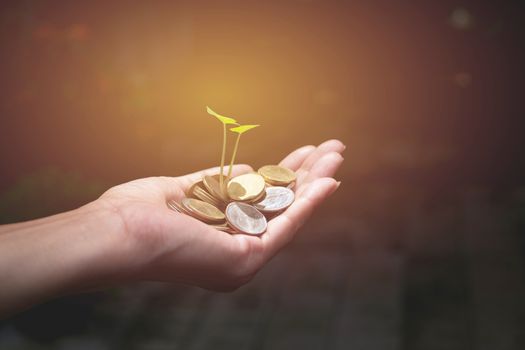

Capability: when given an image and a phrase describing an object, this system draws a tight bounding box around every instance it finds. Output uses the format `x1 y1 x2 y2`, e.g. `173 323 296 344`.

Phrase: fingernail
325 180 341 197
330 181 341 195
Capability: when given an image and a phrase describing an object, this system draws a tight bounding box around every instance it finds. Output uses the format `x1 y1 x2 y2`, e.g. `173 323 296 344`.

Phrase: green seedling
227 124 260 179
206 106 238 189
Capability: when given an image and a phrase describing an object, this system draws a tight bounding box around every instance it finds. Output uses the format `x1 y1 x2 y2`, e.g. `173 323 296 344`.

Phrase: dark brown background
1 1 524 349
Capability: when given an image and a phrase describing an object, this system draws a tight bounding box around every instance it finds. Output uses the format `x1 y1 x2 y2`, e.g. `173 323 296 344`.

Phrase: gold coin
182 198 225 223
210 222 238 234
167 200 180 212
248 186 267 203
227 173 265 201
258 165 297 186
203 174 228 202
194 187 222 207
186 180 205 198
167 200 190 215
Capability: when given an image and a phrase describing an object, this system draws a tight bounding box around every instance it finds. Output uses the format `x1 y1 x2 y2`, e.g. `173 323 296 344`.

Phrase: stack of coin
168 164 297 235
186 180 222 208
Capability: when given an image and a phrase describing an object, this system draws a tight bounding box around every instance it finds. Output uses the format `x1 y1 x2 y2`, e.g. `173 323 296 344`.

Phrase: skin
0 139 345 319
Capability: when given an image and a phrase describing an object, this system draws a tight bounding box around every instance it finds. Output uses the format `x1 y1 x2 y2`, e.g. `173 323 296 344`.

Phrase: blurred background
1 0 524 349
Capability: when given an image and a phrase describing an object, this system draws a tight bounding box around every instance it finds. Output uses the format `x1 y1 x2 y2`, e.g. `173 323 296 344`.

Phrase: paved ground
1 187 524 350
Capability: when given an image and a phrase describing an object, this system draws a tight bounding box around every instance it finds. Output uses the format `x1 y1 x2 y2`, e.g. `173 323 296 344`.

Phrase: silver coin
225 202 267 235
254 186 295 213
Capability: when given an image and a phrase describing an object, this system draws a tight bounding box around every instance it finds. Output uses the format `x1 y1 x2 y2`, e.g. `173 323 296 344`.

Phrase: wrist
0 200 134 317
70 200 137 290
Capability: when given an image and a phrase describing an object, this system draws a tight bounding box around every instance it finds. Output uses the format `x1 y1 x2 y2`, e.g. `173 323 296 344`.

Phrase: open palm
99 139 345 291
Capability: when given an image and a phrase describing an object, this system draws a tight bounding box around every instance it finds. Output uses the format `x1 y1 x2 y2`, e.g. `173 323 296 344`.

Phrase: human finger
296 152 344 197
278 145 316 171
295 139 345 184
261 177 339 262
299 139 345 172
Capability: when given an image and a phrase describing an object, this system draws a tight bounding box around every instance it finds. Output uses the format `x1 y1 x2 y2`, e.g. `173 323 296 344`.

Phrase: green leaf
230 124 260 134
206 106 238 125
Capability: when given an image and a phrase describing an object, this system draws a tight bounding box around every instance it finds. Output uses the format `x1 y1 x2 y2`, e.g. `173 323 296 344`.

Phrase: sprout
206 106 238 189
227 124 260 179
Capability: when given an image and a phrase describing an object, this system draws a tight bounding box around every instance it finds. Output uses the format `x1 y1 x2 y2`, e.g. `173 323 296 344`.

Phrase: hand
0 139 344 317
97 139 345 291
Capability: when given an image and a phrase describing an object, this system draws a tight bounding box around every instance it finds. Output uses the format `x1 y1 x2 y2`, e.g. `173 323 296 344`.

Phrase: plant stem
220 124 227 189
227 133 241 179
